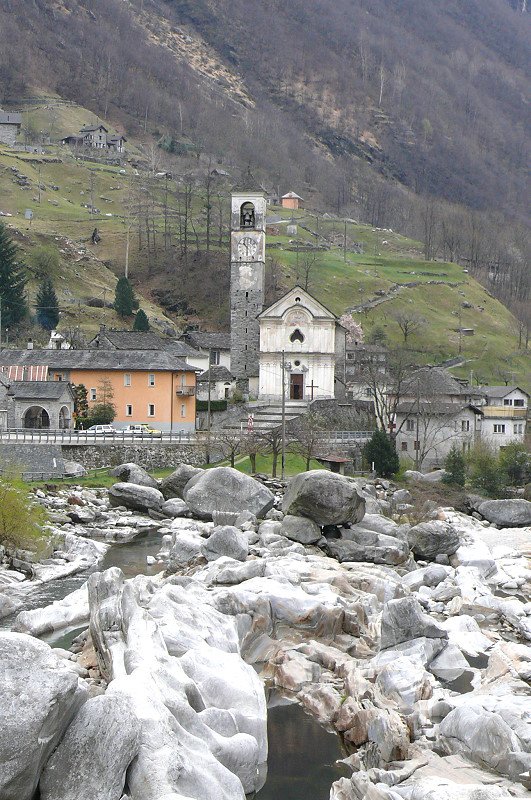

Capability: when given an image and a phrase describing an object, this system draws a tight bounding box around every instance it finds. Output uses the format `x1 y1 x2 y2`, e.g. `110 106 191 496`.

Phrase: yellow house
0 349 197 432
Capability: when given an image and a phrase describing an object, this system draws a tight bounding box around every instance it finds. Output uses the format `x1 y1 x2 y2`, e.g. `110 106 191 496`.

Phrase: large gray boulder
282 470 365 526
160 464 204 500
477 499 531 528
39 692 141 800
108 482 164 514
281 514 322 544
183 467 274 520
324 531 409 565
0 632 87 800
404 469 446 483
201 526 249 562
407 520 461 560
380 597 448 649
109 462 158 488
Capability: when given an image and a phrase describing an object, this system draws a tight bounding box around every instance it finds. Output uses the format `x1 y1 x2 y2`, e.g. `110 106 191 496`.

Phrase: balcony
482 406 527 419
176 386 195 396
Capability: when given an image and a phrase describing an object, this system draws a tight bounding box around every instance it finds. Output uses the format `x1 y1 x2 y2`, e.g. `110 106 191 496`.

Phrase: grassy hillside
0 97 528 386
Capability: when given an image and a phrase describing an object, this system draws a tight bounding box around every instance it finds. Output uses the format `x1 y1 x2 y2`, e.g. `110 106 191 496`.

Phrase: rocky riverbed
0 464 530 800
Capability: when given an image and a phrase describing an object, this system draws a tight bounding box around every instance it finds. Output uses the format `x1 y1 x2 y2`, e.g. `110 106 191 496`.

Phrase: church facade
258 287 339 402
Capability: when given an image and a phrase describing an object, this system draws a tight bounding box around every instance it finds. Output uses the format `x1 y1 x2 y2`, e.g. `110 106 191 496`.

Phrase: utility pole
415 379 420 470
281 350 286 479
343 219 347 262
206 348 212 464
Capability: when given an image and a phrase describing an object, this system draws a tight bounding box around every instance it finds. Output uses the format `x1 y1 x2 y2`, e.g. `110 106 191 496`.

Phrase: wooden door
290 373 304 400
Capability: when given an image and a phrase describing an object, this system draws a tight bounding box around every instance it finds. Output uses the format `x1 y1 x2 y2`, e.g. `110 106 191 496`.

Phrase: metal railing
317 430 374 442
0 428 200 444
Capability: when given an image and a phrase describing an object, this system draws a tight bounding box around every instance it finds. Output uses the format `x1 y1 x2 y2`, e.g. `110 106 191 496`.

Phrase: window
406 419 415 432
364 387 372 398
493 424 506 434
124 373 131 387
514 399 525 407
90 388 97 401
180 374 186 387
514 423 524 434
210 350 220 365
148 404 155 417
126 404 133 416
461 420 470 432
401 441 408 451
224 386 230 399
181 404 186 418
148 373 155 387
462 441 471 453
290 328 305 343
413 440 420 451
503 398 512 406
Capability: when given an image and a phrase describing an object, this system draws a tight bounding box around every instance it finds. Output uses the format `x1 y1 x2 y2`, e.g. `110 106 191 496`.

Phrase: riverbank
0 466 529 800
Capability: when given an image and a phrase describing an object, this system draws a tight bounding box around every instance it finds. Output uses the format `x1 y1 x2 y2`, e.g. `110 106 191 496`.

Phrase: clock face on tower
237 236 258 259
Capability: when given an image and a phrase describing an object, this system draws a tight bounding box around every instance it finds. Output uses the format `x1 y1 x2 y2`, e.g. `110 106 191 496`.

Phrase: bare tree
258 427 285 478
240 432 265 474
392 310 426 344
216 429 244 468
290 412 326 470
296 252 319 292
358 347 416 439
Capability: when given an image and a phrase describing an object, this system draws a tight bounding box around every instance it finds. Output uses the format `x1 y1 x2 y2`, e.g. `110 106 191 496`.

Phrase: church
230 180 341 403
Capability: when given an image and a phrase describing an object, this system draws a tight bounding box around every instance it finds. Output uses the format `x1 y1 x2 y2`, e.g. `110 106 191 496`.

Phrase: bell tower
230 176 266 396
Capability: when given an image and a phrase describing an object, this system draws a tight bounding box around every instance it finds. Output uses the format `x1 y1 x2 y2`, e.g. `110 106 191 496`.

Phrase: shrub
499 441 530 487
0 479 48 555
443 445 466 487
196 399 227 412
468 443 506 498
364 429 399 477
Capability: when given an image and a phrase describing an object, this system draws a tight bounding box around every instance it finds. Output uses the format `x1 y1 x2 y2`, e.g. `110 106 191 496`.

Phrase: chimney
27 339 33 350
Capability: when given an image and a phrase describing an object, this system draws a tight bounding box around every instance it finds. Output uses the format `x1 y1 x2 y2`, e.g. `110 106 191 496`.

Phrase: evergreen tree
0 222 28 328
443 444 466 486
364 429 399 477
35 278 60 330
114 276 135 317
133 309 150 331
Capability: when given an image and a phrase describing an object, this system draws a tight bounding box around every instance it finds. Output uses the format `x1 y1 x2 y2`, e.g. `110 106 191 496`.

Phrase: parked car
83 424 117 436
124 423 162 437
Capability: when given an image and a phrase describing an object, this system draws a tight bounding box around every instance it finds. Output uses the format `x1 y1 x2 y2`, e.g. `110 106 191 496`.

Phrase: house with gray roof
181 330 232 373
0 379 74 429
0 110 22 146
196 366 235 401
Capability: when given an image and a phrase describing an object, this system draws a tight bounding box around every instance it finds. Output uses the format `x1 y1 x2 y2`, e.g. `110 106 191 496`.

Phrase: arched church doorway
23 406 50 429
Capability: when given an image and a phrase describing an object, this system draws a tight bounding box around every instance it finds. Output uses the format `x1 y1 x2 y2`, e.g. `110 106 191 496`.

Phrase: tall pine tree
0 222 28 328
133 309 150 331
114 276 135 317
35 278 60 330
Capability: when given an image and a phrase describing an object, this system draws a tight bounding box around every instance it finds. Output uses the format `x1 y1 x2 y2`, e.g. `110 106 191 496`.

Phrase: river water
3 529 344 798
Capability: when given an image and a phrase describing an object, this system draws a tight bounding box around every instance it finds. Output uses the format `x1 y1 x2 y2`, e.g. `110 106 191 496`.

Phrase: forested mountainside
0 0 528 329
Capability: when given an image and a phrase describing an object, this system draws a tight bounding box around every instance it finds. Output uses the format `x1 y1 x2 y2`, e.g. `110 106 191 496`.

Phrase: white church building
258 286 341 402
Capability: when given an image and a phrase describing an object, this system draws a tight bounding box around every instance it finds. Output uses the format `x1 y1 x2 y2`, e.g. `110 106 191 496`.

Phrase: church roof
259 285 337 321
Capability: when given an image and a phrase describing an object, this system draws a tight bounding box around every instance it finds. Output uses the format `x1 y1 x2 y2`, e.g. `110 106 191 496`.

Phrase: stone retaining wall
62 443 208 471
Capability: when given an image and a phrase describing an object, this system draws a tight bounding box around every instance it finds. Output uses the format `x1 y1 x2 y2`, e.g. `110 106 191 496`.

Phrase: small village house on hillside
0 350 197 432
0 110 22 146
61 124 127 153
281 191 304 210
180 331 232 373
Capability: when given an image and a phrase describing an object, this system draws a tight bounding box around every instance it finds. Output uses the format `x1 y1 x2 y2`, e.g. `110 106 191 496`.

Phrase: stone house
0 379 74 429
79 124 109 148
258 286 343 402
196 366 235 402
0 110 22 146
0 349 197 433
